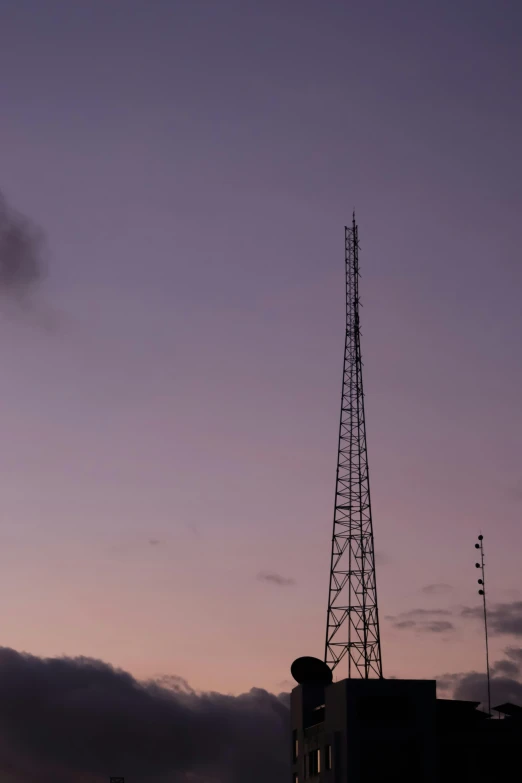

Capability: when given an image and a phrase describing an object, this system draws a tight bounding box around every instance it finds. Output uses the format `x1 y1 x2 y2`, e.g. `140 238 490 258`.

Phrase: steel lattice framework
325 216 383 679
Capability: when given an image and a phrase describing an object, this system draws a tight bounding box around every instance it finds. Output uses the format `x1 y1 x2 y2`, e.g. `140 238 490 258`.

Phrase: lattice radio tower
325 215 383 679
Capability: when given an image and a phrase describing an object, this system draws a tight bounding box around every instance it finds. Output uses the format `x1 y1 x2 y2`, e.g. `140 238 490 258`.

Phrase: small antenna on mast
474 534 491 716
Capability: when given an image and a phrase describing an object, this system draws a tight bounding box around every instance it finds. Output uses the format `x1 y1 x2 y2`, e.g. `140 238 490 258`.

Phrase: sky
0 0 521 717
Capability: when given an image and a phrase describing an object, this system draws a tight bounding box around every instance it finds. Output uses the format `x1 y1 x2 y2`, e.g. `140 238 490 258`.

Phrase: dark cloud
454 672 522 708
387 608 454 634
422 584 452 595
148 539 161 546
505 647 522 664
257 571 295 587
435 674 459 694
438 646 522 709
491 646 522 677
492 659 520 677
0 192 44 297
0 647 290 783
462 601 522 636
0 191 57 331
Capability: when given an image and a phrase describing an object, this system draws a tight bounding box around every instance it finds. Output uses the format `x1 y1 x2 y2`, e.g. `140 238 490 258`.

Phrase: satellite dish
291 656 333 686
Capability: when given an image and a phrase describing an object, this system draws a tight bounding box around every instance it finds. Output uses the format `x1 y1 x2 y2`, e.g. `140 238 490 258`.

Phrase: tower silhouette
325 215 382 678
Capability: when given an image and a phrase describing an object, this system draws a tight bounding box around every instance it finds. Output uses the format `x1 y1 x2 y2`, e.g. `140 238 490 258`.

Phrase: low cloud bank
0 647 290 783
438 646 522 709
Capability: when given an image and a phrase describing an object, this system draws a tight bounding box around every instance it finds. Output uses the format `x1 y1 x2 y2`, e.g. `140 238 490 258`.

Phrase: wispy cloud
385 608 452 620
257 571 295 587
387 608 455 634
403 608 452 617
422 583 452 595
424 621 454 633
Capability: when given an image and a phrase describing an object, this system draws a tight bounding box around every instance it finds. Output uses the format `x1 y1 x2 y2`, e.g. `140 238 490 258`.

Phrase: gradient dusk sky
0 0 521 698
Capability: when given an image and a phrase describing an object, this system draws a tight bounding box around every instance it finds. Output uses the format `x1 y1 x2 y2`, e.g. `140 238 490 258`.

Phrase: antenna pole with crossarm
475 534 491 715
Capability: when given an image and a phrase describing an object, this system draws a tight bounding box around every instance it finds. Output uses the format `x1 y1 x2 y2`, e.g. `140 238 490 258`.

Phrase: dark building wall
328 679 437 783
344 679 437 783
437 720 522 781
291 679 437 783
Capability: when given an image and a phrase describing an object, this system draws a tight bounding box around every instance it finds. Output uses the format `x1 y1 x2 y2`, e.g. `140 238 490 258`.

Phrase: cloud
257 571 295 587
402 609 452 617
505 647 522 664
492 646 522 676
435 674 459 694
423 621 454 633
422 584 452 595
148 539 161 546
461 607 482 621
387 608 454 634
0 191 57 331
438 645 522 709
492 659 519 677
452 672 522 709
392 619 455 633
0 647 290 783
462 601 522 636
0 192 44 297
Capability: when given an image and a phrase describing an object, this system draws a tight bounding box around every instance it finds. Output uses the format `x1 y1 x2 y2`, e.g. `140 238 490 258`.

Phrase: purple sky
0 0 521 696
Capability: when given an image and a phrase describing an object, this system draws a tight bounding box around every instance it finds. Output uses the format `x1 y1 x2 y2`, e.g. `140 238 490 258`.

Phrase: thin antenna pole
475 535 491 716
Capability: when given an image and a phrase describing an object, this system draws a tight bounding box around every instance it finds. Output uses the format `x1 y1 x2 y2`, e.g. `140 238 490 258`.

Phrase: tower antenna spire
325 217 383 678
475 534 491 714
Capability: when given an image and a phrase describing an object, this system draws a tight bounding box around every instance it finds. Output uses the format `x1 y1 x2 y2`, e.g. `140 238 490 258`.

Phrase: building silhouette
290 672 522 782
